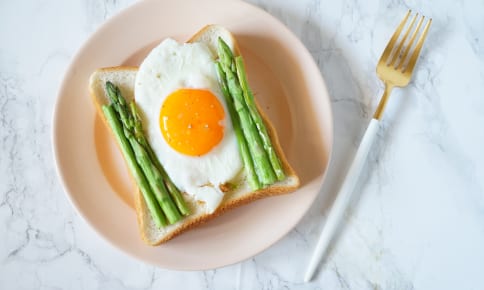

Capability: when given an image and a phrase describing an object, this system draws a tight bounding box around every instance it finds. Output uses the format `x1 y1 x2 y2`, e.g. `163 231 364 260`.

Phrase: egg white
135 38 243 213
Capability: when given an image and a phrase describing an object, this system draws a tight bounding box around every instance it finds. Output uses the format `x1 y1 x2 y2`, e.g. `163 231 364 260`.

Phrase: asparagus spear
217 40 277 185
106 83 133 130
129 102 191 216
218 38 235 72
105 82 184 224
127 135 182 224
225 68 277 185
234 56 285 181
216 62 261 190
102 105 167 228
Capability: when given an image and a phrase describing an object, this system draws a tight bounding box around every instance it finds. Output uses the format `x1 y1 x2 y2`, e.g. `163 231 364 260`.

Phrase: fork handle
304 118 380 282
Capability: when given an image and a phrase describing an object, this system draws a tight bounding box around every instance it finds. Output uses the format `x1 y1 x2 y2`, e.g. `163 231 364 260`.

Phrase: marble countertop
1 0 483 289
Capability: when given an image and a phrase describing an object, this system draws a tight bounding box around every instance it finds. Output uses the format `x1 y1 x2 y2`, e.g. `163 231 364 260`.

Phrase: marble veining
1 0 483 289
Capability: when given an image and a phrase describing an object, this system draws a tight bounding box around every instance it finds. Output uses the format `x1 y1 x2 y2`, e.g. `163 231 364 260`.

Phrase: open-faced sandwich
89 25 300 245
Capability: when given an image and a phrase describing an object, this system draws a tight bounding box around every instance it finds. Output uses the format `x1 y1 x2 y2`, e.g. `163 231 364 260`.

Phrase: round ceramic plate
53 0 332 270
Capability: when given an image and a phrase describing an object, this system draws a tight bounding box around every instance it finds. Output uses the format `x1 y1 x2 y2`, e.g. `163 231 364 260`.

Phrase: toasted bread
89 25 300 245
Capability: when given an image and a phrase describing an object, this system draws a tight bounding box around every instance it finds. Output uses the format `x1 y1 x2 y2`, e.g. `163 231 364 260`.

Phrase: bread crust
89 25 300 245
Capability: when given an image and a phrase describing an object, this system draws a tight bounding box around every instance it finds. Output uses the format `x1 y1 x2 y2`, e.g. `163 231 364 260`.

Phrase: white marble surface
1 0 483 289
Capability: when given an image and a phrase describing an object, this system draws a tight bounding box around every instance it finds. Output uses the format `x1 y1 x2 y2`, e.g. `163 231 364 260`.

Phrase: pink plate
53 0 333 270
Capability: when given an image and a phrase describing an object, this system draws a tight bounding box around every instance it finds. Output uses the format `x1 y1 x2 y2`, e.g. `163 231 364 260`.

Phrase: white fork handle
304 118 380 282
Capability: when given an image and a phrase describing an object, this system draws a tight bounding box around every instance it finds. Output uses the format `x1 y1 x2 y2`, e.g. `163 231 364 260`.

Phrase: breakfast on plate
89 25 300 245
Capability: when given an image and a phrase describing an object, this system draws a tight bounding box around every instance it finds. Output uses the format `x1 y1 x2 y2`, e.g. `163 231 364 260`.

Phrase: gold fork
374 10 432 119
304 10 431 282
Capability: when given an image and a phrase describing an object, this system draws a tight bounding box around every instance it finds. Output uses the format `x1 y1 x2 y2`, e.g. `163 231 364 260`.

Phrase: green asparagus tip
217 37 234 69
105 81 118 104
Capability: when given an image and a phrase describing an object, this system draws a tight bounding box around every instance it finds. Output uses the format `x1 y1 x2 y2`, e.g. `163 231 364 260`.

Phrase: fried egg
135 38 242 213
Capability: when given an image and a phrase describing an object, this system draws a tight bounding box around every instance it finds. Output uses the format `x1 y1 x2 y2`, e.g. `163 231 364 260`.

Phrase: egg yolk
159 89 225 156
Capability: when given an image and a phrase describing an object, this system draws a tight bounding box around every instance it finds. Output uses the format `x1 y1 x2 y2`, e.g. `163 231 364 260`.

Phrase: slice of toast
89 25 300 245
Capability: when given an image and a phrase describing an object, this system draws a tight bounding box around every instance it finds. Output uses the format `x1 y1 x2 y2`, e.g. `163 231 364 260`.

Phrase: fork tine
404 18 432 73
379 10 411 64
389 13 418 67
397 15 425 70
